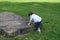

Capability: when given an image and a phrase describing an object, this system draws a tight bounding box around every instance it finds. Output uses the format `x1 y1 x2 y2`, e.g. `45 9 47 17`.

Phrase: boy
28 12 42 32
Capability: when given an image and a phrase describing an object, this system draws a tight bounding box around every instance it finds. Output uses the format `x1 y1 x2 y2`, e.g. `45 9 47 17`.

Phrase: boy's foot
37 28 41 32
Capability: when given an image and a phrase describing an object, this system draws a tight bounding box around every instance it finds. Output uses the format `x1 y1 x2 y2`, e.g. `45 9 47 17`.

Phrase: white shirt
30 14 42 22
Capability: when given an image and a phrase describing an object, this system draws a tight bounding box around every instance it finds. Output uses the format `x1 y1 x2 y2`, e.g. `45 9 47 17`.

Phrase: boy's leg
37 27 41 32
35 22 41 32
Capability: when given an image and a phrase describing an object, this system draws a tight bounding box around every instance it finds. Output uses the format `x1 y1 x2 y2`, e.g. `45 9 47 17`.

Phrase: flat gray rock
0 12 34 37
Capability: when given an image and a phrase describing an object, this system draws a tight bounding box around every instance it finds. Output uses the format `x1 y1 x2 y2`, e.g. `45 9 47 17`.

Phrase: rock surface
0 12 34 37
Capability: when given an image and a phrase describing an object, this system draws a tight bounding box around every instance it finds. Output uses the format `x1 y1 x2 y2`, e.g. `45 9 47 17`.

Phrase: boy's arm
28 16 32 25
28 20 31 25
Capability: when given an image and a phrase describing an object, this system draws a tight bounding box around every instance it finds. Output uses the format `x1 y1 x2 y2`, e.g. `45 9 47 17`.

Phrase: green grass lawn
0 0 60 2
0 2 60 40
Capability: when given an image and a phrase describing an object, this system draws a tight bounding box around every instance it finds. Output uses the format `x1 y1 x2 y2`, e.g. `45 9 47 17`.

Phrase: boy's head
28 12 33 16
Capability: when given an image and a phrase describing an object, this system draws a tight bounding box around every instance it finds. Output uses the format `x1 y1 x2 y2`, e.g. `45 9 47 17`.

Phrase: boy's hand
28 23 30 26
27 20 31 26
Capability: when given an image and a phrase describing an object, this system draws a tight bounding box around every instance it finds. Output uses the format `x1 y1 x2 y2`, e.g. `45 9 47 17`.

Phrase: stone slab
0 12 34 37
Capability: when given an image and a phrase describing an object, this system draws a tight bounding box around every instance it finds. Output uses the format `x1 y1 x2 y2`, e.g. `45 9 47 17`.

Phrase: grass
0 0 60 2
0 1 60 40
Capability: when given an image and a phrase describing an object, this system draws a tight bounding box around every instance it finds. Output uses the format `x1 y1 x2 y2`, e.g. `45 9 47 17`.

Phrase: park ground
0 0 60 2
0 0 60 40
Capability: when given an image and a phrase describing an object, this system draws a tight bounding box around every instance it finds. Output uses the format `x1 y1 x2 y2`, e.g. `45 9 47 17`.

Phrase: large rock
0 12 34 37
